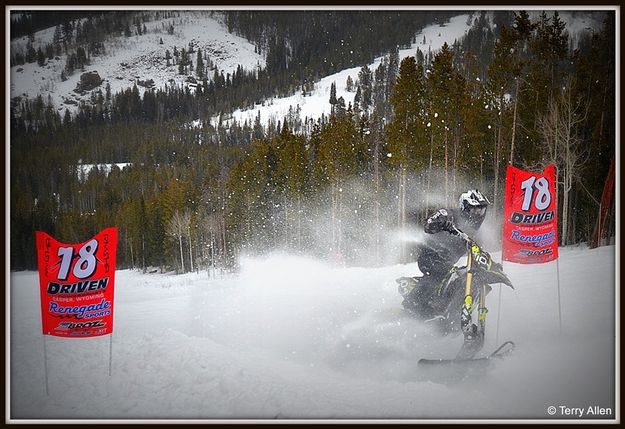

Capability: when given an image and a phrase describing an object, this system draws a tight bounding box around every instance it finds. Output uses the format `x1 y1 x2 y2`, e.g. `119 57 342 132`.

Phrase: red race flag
502 165 558 264
35 228 118 337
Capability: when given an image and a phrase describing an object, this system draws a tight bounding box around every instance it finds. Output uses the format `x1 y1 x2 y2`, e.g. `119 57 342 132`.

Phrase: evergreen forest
10 10 616 274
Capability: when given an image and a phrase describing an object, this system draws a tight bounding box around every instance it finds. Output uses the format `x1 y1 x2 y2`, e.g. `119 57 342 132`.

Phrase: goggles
468 206 487 217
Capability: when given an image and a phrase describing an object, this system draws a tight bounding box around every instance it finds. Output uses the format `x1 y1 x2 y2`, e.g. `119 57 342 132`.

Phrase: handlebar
447 224 513 288
449 225 472 243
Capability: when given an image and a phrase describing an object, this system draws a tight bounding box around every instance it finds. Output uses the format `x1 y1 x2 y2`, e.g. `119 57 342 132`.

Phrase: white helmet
459 189 491 221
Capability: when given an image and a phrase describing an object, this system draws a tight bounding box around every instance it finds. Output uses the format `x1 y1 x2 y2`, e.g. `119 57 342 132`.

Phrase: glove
425 209 455 234
443 221 456 233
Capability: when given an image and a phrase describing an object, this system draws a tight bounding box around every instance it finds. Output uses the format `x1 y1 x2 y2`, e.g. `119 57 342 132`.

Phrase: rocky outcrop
74 71 103 93
137 78 155 89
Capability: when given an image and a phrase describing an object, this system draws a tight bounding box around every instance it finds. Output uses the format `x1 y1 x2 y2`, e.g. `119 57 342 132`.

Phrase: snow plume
229 252 441 378
407 166 506 252
235 176 406 267
235 167 504 270
388 166 506 258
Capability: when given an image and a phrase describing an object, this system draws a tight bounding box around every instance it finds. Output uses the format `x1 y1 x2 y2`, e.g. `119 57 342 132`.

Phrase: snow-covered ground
9 244 617 421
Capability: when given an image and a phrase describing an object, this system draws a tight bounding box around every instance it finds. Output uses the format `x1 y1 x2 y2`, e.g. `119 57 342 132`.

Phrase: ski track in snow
9 245 616 420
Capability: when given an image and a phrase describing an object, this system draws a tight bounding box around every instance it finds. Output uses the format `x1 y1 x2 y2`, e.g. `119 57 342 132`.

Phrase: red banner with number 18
502 165 558 264
35 228 118 337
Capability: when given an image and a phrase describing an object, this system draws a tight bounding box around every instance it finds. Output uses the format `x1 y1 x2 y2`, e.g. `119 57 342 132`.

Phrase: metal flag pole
554 168 563 336
42 335 50 396
496 205 505 346
108 333 113 377
556 256 563 335
495 277 503 345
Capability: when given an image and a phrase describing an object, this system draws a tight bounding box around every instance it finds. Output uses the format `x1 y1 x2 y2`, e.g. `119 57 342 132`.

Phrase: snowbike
396 225 514 360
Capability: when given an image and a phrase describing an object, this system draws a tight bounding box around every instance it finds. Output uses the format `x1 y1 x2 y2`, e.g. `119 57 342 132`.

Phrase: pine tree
346 75 354 92
427 43 458 204
387 56 426 248
329 81 337 106
196 50 204 79
310 113 365 257
353 86 362 113
358 65 373 111
457 51 489 189
53 24 64 54
386 46 400 120
273 129 308 248
485 29 517 214
516 11 569 166
179 48 188 75
36 48 45 66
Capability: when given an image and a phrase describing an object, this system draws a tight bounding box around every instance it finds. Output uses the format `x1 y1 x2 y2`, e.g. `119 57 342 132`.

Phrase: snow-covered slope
226 14 473 129
9 244 616 420
10 11 264 114
224 10 606 129
11 10 605 124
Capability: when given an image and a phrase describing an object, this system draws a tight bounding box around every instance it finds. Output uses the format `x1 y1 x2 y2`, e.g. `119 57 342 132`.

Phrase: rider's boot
456 305 485 359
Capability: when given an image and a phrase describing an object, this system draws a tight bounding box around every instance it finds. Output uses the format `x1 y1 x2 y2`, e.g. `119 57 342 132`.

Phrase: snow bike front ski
418 340 516 367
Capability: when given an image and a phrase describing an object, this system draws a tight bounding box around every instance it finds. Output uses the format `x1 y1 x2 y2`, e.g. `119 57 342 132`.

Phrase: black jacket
421 207 485 266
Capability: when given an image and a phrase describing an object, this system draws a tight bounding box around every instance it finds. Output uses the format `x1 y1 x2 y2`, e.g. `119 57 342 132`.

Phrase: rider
401 189 491 314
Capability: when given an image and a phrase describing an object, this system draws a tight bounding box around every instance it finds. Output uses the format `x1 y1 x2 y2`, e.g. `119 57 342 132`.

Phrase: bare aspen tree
186 213 194 273
509 78 521 165
166 209 191 273
202 213 221 278
539 81 588 246
493 123 502 219
426 126 434 216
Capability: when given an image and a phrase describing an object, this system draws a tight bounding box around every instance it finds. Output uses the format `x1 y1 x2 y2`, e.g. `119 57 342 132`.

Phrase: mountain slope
10 11 264 114
226 14 473 128
11 10 604 124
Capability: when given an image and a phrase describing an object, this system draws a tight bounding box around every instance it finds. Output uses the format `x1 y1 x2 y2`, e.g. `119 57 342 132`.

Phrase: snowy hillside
10 11 264 114
225 14 473 129
9 244 616 420
10 10 604 124
223 10 605 129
